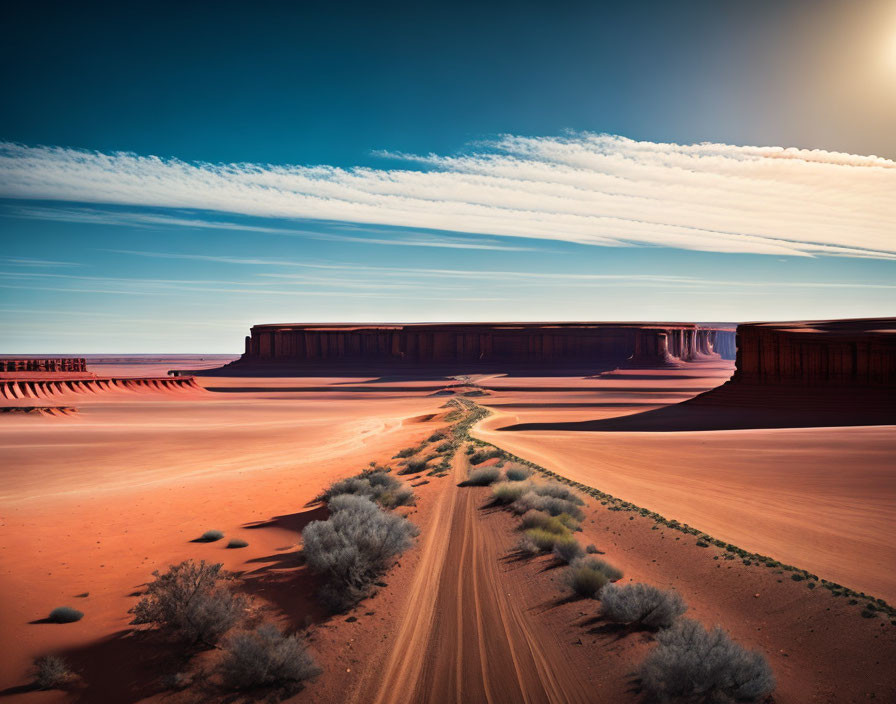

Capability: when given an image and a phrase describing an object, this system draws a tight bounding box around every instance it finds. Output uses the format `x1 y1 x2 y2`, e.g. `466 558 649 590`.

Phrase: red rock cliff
223 322 732 371
731 319 896 387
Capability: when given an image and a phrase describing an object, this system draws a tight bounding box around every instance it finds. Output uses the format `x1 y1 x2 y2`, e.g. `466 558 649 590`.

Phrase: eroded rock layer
223 322 735 371
0 357 87 373
731 319 896 387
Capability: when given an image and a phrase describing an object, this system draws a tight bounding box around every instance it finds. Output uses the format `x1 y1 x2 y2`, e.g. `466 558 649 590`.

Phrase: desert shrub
198 530 224 542
532 481 584 505
47 606 83 623
586 544 601 554
302 494 418 610
377 485 415 509
599 583 687 629
519 509 567 534
436 441 452 452
469 448 502 465
552 538 585 563
639 619 775 703
130 560 246 645
427 430 446 442
321 470 413 508
564 557 623 598
219 624 320 692
33 656 71 689
227 539 249 549
525 528 569 551
398 458 429 475
464 466 501 486
395 446 417 458
492 481 532 504
505 465 533 481
511 492 584 521
516 534 540 555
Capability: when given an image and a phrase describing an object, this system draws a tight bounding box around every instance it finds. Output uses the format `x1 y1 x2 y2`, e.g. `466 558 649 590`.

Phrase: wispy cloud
5 205 536 251
0 133 894 258
1 256 80 268
100 249 896 290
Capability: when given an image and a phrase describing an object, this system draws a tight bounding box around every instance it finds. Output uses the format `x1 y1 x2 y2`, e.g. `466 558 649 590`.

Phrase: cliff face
227 322 733 371
731 319 896 387
0 358 87 373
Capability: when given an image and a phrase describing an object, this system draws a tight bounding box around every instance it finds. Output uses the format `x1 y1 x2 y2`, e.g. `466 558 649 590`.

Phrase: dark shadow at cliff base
190 361 624 378
500 385 896 432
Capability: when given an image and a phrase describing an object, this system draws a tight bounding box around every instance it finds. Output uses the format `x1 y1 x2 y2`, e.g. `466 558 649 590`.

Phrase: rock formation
729 319 896 387
0 357 87 373
215 322 734 373
0 358 202 403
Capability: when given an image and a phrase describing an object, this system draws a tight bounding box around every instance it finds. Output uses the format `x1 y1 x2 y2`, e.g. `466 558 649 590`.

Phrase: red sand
473 364 896 604
2 357 894 703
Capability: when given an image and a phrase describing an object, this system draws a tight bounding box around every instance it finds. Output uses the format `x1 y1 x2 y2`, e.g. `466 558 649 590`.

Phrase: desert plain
1 341 894 703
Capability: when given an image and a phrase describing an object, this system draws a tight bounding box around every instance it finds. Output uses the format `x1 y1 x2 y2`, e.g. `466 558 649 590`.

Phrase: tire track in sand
369 453 591 704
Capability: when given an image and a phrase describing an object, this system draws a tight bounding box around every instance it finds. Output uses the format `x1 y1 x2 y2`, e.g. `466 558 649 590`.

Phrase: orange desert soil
473 364 896 603
1 360 894 703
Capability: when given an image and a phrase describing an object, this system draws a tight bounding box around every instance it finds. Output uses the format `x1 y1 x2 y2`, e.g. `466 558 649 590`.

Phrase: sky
1 0 894 352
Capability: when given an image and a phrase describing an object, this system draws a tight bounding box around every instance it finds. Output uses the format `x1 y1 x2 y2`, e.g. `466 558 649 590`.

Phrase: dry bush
197 529 224 542
492 481 532 504
219 624 320 693
469 448 502 465
639 619 775 702
302 495 418 611
511 492 585 521
564 556 623 598
505 465 533 481
599 583 687 629
519 509 567 533
464 466 501 486
47 606 83 623
531 481 584 505
226 538 249 549
321 470 414 508
398 458 429 475
130 560 246 646
552 538 585 563
33 656 72 690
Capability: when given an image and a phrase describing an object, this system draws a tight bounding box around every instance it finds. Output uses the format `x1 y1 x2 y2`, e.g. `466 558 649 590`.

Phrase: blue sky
1 0 894 352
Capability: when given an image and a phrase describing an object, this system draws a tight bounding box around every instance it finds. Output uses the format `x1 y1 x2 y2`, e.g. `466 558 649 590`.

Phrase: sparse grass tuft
599 583 687 629
47 607 83 623
639 619 775 702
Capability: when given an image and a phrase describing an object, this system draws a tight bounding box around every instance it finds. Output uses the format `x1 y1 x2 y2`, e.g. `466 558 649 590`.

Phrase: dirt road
367 454 590 704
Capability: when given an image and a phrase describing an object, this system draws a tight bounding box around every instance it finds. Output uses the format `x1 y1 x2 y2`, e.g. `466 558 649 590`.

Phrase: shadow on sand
499 384 896 432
